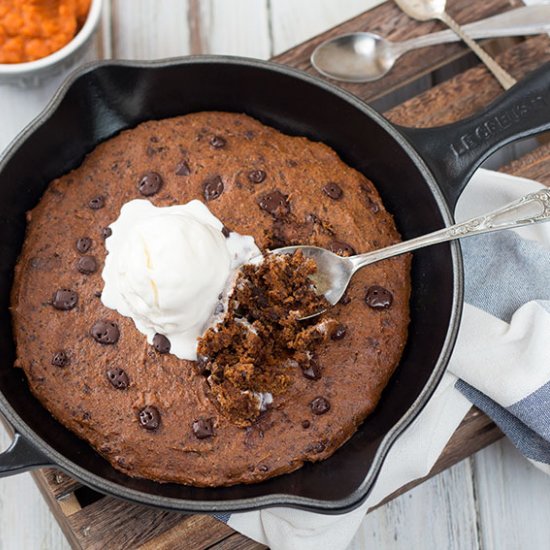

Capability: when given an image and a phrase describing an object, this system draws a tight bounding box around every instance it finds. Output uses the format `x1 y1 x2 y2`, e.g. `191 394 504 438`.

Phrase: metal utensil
311 5 550 82
273 189 550 318
30 0 59 18
394 0 516 89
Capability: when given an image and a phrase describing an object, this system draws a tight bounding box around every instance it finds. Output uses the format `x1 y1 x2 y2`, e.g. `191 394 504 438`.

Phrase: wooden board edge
32 470 84 550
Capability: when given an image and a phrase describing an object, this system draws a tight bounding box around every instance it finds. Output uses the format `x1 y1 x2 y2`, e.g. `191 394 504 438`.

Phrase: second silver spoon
311 5 550 83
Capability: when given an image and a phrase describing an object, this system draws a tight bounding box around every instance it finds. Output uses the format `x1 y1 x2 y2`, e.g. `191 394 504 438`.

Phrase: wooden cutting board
26 0 550 548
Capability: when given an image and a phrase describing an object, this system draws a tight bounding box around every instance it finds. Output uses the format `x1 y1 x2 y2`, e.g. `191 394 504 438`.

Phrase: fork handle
350 189 550 271
439 12 517 90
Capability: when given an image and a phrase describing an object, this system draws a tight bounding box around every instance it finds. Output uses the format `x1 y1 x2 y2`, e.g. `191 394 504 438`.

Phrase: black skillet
0 57 549 514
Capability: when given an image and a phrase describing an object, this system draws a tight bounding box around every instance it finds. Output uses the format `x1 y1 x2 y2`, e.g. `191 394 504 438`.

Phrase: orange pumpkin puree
0 0 91 63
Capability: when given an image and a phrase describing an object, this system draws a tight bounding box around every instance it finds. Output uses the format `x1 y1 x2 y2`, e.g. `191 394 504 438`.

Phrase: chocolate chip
203 175 224 201
139 406 160 430
365 285 393 309
52 351 69 367
89 196 105 210
77 256 97 275
138 172 163 196
76 237 92 254
196 355 211 376
102 227 112 239
146 143 166 157
360 183 380 213
258 464 269 472
302 420 310 429
366 336 380 348
340 292 351 305
252 286 268 309
91 320 120 345
94 290 102 298
323 182 343 200
248 169 266 183
153 333 171 354
302 364 321 380
331 323 347 340
221 225 231 238
302 357 322 380
116 457 131 469
310 441 326 454
329 240 355 257
192 418 214 439
107 368 129 390
52 289 78 310
258 190 290 217
310 396 331 415
214 302 224 315
175 160 191 176
365 196 380 213
210 135 226 149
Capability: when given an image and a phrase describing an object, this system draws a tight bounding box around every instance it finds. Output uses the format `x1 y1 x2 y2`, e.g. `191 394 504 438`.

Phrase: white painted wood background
2 1 550 549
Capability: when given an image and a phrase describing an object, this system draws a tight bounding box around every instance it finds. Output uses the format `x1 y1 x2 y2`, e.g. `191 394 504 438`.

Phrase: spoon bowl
311 32 397 82
272 245 354 308
394 0 446 21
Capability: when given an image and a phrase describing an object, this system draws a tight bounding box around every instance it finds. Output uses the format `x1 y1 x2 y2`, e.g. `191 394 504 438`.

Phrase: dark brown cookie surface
11 112 410 486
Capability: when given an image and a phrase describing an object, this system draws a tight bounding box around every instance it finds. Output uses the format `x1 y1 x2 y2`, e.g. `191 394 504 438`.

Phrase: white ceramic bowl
0 0 103 87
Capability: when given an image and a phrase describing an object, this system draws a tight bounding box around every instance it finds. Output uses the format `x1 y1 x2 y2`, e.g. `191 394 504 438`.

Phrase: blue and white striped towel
216 168 550 549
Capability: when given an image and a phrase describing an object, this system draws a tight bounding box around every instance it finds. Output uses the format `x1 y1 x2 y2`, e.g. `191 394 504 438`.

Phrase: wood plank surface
473 438 550 550
195 0 271 58
385 35 550 126
360 459 480 549
37 469 83 500
65 497 186 550
111 0 190 59
269 0 367 54
503 142 550 183
273 0 523 103
209 535 268 550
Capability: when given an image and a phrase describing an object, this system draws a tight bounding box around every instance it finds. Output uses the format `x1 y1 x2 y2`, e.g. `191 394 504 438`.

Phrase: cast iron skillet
0 57 549 514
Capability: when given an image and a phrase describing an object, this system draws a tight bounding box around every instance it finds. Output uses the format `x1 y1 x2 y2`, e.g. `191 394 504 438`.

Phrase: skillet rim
0 55 463 514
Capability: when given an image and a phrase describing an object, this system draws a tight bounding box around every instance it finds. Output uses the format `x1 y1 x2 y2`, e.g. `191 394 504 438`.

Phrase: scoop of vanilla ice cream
101 199 260 360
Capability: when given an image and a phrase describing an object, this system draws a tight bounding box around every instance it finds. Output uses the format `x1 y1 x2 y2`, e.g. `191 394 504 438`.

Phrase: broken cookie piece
197 251 338 426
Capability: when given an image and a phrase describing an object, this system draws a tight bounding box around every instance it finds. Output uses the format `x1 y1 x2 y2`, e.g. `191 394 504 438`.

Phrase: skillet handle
396 61 550 211
0 432 51 477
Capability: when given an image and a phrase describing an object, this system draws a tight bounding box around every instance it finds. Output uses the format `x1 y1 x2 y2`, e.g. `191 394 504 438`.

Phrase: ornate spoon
272 189 550 318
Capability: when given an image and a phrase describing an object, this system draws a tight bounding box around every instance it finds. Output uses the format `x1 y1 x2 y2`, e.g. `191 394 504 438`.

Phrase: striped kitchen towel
217 168 550 549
